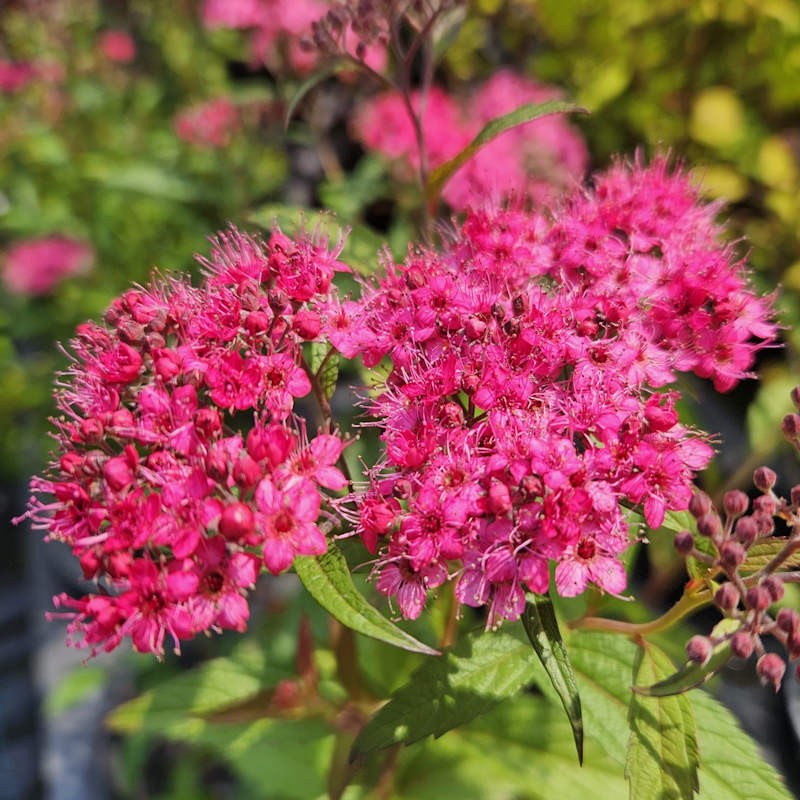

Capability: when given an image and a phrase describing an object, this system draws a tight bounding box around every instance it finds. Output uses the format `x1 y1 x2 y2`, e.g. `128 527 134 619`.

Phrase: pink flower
2 237 93 296
0 59 37 93
99 30 136 63
174 98 239 148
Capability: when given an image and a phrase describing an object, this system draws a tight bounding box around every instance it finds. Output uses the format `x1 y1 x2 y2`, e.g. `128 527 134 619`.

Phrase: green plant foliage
294 543 440 656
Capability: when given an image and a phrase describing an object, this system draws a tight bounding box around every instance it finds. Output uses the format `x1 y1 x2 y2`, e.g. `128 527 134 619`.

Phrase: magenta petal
293 522 327 557
555 560 589 598
287 368 311 397
263 536 295 575
216 591 250 631
588 555 627 595
310 434 343 465
315 466 348 491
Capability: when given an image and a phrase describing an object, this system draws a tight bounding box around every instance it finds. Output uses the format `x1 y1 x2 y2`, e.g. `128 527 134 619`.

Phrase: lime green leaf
351 628 544 759
395 694 627 800
81 158 201 203
425 100 586 203
294 543 439 656
633 620 739 697
309 342 339 401
45 665 108 717
747 368 797 456
692 690 793 800
626 643 699 799
740 536 800 575
521 594 583 764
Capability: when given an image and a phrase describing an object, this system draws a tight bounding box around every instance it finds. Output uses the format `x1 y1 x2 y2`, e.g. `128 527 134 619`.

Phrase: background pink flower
98 30 137 64
2 236 94 296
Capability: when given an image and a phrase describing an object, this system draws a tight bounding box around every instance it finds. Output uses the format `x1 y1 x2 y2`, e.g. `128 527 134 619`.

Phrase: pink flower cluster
2 236 94 296
324 159 775 625
201 0 385 75
18 228 349 656
351 71 589 210
174 97 240 149
98 30 137 64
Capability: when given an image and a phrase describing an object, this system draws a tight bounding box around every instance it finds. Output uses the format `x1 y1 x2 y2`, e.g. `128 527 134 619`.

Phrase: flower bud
233 454 262 490
762 575 784 603
674 530 695 556
745 585 771 612
697 511 722 539
730 630 754 659
103 456 135 492
488 481 512 515
782 413 800 441
776 607 799 635
686 635 713 665
733 516 757 547
719 540 746 570
688 492 712 519
714 583 740 612
752 494 777 516
723 490 749 518
753 466 777 493
791 385 800 411
440 401 465 428
219 502 255 541
79 417 104 443
464 315 487 340
791 485 800 508
752 511 775 536
292 309 322 340
244 310 271 336
756 653 786 692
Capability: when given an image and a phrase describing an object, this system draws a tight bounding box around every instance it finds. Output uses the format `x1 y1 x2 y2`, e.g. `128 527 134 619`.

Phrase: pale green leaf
351 628 544 758
294 543 439 656
426 100 586 204
626 643 699 799
521 594 583 764
309 341 339 401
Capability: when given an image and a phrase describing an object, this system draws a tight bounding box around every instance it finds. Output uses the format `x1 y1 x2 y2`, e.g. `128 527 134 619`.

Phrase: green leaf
45 665 108 717
633 619 739 697
740 536 800 575
747 368 797 456
521 594 583 764
395 694 627 800
351 627 544 759
293 542 439 656
309 342 339 401
626 642 699 800
692 690 793 800
425 100 586 204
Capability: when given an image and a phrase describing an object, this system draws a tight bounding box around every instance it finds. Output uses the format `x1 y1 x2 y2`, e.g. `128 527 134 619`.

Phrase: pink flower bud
723 490 749 518
687 635 713 665
782 413 800 441
745 586 771 612
79 417 104 443
488 481 512 515
233 454 262 489
752 511 775 536
776 607 798 634
719 540 746 570
733 516 757 547
791 385 800 411
219 502 255 541
292 309 322 340
762 575 784 603
244 310 271 336
696 512 721 539
756 653 786 692
103 456 134 492
674 530 695 555
714 583 740 612
753 466 777 493
730 630 754 659
689 492 712 519
752 494 777 516
464 315 487 340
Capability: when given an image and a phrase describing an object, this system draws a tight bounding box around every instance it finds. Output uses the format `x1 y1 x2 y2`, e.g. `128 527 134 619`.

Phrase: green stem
569 587 712 637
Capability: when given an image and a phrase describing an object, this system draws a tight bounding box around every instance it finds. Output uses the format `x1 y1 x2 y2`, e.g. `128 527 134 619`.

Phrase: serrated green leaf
692 690 792 800
634 619 739 697
521 594 583 764
294 543 438 656
351 628 545 759
740 536 800 575
425 100 586 203
395 694 627 800
626 642 699 799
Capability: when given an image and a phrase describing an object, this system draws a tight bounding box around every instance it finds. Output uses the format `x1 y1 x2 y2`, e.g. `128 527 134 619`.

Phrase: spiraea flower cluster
17 227 349 657
324 159 776 626
351 71 589 210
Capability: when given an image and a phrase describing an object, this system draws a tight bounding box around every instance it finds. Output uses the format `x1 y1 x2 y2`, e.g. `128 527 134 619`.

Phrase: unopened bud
791 485 800 507
714 583 740 612
103 456 135 492
219 502 255 541
752 494 777 516
762 575 785 603
674 530 695 556
733 516 758 547
689 492 712 519
753 466 777 493
233 454 262 490
756 653 786 692
723 490 749 518
244 310 271 336
791 385 800 410
745 585 771 612
292 309 322 340
782 413 800 441
752 511 775 536
719 540 746 570
776 607 799 634
686 635 713 665
697 512 722 539
464 316 487 340
730 630 754 659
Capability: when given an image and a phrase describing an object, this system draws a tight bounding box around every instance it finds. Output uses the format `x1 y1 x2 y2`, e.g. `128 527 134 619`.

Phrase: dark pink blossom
99 30 136 63
3 237 93 296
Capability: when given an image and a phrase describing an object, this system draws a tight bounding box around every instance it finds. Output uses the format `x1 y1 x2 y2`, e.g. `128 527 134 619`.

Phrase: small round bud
689 492 712 519
752 494 777 516
440 401 465 428
464 316 487 340
761 575 785 603
752 511 775 536
776 607 799 634
103 456 135 492
753 466 777 493
219 502 255 541
292 309 322 340
686 635 713 666
733 516 758 547
674 530 695 556
461 373 479 395
714 583 740 612
730 630 754 659
756 653 786 692
697 512 722 539
782 413 800 440
791 385 800 410
519 475 544 500
233 454 262 490
723 490 749 518
745 585 771 612
243 310 271 336
719 540 746 571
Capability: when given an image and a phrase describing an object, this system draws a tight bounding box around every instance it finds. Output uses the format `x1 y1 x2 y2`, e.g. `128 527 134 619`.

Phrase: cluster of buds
677 457 800 691
306 0 391 63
